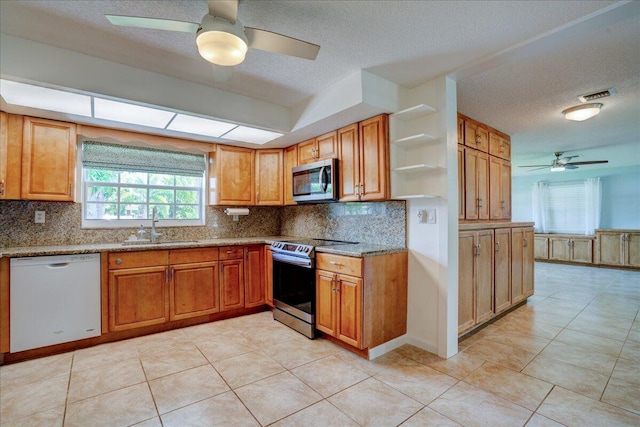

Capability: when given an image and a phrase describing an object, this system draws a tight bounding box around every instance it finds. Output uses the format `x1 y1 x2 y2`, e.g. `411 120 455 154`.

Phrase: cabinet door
494 228 511 314
265 247 274 307
464 120 489 153
216 145 255 205
489 156 503 220
458 145 465 219
571 239 593 263
464 148 489 220
359 114 389 201
458 231 476 334
316 130 338 160
336 274 363 349
338 123 360 202
220 259 244 311
598 232 624 266
489 132 511 160
476 230 495 324
501 160 511 219
297 139 316 165
316 270 337 336
511 228 525 305
534 237 549 259
170 261 219 321
22 117 76 201
244 245 265 308
457 115 464 145
255 149 283 205
523 228 535 298
0 113 23 199
626 233 640 268
283 145 297 205
109 266 168 332
549 238 571 261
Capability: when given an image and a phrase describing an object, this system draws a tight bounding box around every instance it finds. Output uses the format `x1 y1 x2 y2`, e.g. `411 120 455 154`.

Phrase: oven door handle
272 252 314 268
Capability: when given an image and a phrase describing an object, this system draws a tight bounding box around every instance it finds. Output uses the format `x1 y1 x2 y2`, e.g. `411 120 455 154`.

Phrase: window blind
82 141 206 177
545 181 585 234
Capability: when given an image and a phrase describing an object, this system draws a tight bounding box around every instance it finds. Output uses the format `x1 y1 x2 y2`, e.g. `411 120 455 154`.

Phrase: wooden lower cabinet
548 236 593 264
220 259 244 311
169 247 220 321
534 236 549 260
316 251 407 351
244 245 265 308
109 266 169 332
265 246 274 307
596 230 640 268
459 224 534 336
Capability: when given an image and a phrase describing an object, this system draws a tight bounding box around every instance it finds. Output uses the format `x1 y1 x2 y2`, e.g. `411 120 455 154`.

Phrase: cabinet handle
165 267 169 283
115 258 122 265
475 134 481 144
474 244 481 256
523 238 528 248
329 261 343 266
355 185 360 197
0 180 4 196
360 184 364 198
495 242 500 252
69 184 72 197
501 200 505 209
227 250 235 254
477 198 483 208
170 268 174 282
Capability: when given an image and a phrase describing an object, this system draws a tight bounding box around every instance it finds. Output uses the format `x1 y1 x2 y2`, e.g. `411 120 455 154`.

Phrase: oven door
272 258 315 323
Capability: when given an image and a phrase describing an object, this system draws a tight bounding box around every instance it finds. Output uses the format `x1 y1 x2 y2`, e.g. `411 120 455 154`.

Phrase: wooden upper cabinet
489 132 511 161
489 156 511 220
338 115 389 202
457 115 465 145
458 145 465 220
21 117 76 201
464 148 489 220
283 145 298 205
297 131 337 165
255 149 283 205
215 145 255 205
338 123 360 202
463 119 489 153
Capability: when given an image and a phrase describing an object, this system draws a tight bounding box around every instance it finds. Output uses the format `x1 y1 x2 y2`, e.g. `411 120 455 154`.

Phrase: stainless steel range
270 239 351 338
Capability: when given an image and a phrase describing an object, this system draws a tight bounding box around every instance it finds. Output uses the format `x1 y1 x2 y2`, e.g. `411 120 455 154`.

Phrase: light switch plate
35 210 45 223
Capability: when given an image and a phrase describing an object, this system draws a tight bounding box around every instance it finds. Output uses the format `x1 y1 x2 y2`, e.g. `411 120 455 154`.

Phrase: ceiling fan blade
557 155 579 164
519 165 551 168
526 166 551 172
106 15 198 33
208 0 238 24
245 27 320 60
565 164 579 170
565 160 609 166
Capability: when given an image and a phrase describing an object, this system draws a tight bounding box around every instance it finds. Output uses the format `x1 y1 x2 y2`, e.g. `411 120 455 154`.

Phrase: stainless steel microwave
292 158 338 203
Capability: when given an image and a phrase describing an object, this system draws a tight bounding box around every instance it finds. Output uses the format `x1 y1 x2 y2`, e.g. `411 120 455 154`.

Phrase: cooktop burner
270 238 354 259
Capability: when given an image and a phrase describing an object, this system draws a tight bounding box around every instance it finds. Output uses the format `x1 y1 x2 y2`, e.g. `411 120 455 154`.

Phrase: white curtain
532 182 549 233
584 177 602 235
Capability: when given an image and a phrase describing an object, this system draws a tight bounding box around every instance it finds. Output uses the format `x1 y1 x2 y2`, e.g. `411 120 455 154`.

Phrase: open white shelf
391 104 437 121
391 133 437 146
393 164 440 173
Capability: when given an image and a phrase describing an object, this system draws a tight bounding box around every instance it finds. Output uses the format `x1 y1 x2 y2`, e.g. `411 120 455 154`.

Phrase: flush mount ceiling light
562 103 603 121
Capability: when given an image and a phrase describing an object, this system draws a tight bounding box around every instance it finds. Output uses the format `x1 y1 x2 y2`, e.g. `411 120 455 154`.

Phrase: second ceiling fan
520 152 608 172
106 0 320 67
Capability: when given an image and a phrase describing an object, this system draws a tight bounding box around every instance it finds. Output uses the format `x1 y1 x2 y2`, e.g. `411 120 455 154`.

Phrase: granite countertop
0 236 406 258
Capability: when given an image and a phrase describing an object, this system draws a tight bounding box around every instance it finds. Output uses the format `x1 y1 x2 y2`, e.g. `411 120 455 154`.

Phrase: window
81 141 206 228
532 178 601 235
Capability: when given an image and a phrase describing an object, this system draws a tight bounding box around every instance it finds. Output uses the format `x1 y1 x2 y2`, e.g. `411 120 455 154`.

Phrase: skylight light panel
166 114 236 137
222 126 283 144
93 98 175 128
0 79 92 117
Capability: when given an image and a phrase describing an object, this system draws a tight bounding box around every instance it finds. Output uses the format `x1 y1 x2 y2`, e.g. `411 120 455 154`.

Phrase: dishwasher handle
48 263 70 268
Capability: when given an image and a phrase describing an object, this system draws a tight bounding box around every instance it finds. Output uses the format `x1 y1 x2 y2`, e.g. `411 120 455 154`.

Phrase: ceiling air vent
578 88 616 102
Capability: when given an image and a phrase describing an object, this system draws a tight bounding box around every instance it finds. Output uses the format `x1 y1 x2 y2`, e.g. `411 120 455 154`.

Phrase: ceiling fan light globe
550 166 566 172
562 103 603 121
197 30 247 66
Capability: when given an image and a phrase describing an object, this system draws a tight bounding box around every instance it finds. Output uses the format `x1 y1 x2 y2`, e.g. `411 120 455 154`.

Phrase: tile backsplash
0 200 405 248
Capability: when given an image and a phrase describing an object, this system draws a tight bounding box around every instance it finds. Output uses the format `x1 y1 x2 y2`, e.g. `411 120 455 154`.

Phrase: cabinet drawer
219 246 244 260
108 250 168 269
316 253 362 277
170 247 219 264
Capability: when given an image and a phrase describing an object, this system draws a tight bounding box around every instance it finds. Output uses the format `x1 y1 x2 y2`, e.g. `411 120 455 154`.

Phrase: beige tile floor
1 262 639 426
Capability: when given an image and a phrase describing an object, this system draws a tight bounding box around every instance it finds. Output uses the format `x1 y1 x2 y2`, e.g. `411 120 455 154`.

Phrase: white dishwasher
10 253 101 352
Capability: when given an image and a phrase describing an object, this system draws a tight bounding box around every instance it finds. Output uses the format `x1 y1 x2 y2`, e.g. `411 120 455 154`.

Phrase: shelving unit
389 103 444 200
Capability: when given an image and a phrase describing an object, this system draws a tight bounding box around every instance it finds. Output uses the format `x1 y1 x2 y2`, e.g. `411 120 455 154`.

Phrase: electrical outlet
35 210 46 224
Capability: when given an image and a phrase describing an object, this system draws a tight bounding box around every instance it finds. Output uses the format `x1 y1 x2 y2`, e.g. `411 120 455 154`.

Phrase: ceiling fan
519 152 608 172
105 0 320 68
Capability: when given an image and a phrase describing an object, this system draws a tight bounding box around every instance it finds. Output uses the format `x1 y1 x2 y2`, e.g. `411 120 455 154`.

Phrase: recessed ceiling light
0 79 92 117
222 126 283 144
167 114 236 137
93 98 176 128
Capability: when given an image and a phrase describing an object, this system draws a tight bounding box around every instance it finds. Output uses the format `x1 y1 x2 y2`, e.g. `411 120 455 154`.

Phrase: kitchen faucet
150 206 162 243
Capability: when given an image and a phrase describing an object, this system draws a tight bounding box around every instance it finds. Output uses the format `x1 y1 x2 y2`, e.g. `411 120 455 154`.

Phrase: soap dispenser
137 225 146 240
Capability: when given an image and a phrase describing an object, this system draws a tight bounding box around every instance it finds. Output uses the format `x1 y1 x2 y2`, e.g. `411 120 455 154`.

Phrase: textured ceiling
0 0 638 173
